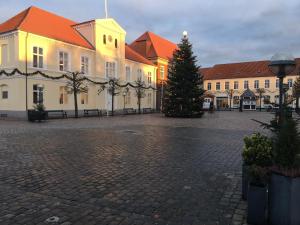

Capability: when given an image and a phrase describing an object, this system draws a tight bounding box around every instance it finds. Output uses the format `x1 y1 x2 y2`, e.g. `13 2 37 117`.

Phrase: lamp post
122 87 129 111
269 53 296 123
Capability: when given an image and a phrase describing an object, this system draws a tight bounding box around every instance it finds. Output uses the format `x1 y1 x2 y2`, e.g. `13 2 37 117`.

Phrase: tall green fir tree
164 35 204 117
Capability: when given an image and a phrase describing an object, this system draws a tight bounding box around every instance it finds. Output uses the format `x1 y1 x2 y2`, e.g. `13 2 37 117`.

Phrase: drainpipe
25 32 29 118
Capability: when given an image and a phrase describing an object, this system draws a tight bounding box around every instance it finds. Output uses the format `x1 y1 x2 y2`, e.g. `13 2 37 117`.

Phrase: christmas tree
164 34 204 117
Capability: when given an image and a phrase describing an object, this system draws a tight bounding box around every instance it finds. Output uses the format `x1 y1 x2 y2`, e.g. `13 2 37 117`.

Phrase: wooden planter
247 183 268 225
242 164 249 200
269 173 300 225
28 110 48 122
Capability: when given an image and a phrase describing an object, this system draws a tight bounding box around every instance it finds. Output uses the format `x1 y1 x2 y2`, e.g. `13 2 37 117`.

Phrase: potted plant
268 114 300 225
242 133 273 200
28 104 48 122
247 165 269 225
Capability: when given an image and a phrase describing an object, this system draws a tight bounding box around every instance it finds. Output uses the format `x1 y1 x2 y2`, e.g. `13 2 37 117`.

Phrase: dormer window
115 39 118 48
103 35 107 45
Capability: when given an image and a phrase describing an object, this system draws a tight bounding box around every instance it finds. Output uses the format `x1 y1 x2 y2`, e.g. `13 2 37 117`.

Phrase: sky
0 0 300 67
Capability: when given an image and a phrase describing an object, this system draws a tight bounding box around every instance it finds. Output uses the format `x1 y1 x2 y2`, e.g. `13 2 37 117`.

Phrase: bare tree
65 72 88 118
134 78 146 114
226 89 234 111
256 88 266 112
107 78 121 116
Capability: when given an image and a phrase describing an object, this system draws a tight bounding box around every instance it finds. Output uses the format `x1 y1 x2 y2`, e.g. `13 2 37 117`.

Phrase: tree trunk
74 90 78 118
111 93 114 117
138 96 141 114
260 95 262 112
296 97 299 112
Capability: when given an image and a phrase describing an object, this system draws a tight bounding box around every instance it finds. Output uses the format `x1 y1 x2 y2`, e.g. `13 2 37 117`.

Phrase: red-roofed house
0 6 157 118
130 31 177 110
201 60 300 110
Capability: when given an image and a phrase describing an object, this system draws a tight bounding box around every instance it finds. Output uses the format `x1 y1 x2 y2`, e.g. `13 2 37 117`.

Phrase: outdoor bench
123 108 137 115
84 109 102 117
46 110 67 119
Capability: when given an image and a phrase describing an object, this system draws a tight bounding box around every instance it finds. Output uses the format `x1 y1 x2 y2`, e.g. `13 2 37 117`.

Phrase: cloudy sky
0 0 300 67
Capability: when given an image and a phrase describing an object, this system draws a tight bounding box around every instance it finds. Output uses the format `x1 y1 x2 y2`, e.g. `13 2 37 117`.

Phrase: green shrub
243 133 273 167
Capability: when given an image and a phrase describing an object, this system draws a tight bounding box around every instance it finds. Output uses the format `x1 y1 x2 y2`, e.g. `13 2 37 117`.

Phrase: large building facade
0 7 159 118
202 60 300 110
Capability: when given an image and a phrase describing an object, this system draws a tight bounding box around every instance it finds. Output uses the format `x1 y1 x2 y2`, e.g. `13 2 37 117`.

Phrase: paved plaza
0 112 273 225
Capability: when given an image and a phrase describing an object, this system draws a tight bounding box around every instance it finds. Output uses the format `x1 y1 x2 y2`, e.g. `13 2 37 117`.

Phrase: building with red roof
0 6 162 118
130 31 177 110
201 60 300 110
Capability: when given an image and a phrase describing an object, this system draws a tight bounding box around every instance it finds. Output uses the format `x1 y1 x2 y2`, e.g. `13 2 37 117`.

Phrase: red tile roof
125 45 154 66
0 6 94 49
130 31 177 61
201 59 300 81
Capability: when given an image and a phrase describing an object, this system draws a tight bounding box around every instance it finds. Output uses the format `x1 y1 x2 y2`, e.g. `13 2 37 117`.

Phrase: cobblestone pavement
0 111 273 225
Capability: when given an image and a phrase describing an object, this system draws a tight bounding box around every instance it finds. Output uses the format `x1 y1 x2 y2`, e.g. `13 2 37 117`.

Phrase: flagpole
105 0 108 18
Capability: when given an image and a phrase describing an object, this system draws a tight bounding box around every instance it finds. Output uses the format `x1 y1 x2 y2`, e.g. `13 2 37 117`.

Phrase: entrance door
216 97 228 110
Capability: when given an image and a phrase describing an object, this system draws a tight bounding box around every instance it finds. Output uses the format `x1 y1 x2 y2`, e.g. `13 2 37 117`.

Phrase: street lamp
269 53 296 122
122 87 129 111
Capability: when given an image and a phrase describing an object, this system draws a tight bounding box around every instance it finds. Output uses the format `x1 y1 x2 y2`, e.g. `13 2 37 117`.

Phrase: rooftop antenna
105 0 108 18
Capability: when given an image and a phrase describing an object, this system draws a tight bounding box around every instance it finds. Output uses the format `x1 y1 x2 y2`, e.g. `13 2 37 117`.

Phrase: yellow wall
0 19 157 117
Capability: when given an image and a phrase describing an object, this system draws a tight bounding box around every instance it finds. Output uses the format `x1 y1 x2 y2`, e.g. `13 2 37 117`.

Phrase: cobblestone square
0 112 273 225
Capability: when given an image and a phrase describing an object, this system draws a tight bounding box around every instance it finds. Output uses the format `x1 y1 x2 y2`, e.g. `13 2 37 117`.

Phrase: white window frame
33 84 44 104
147 72 152 85
244 80 249 89
58 51 70 72
0 44 8 66
105 61 117 79
254 80 259 89
160 66 165 79
216 82 221 90
33 46 44 69
147 92 152 105
81 56 89 75
125 66 131 82
207 83 211 91
265 80 270 89
137 69 143 81
225 82 230 90
234 81 239 90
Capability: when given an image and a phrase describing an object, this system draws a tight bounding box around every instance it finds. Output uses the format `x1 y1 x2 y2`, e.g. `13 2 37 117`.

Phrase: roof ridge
16 6 32 30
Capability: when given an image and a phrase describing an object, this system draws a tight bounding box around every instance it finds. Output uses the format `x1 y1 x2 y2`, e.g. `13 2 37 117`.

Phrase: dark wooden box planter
269 173 300 225
242 164 249 200
247 183 268 225
28 110 48 122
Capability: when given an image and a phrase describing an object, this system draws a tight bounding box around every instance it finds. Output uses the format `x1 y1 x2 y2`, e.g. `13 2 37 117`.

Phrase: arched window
103 35 107 45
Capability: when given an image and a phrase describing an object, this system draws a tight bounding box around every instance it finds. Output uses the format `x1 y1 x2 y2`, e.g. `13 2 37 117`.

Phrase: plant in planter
247 165 269 225
28 104 48 122
268 114 300 225
242 133 273 200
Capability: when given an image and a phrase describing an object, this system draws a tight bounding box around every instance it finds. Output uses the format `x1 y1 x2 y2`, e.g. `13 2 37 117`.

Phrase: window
288 79 293 88
33 47 43 68
160 66 165 79
59 51 69 72
265 80 270 89
207 83 211 91
244 80 249 89
225 82 230 90
1 44 8 66
125 91 131 105
264 95 271 104
147 93 152 105
216 82 221 90
126 66 131 82
234 81 239 90
33 84 44 104
137 69 143 80
81 56 89 74
254 80 259 89
59 86 68 105
81 92 88 105
115 39 118 48
106 62 116 78
2 90 8 99
147 72 152 84
276 79 279 88
103 35 107 44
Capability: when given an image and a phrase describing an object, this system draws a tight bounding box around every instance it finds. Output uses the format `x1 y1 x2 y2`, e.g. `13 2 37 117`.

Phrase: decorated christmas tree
164 33 204 117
